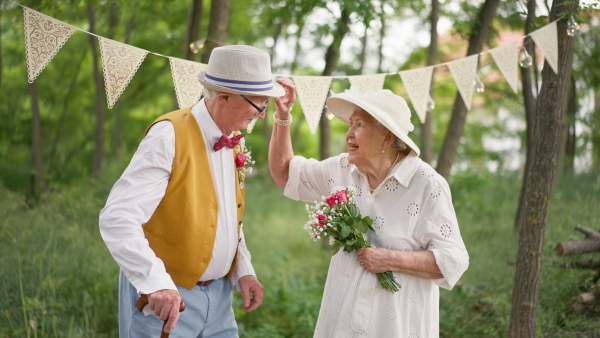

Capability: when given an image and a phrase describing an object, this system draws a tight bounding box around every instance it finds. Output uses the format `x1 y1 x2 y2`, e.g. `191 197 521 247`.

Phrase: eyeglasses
240 95 270 116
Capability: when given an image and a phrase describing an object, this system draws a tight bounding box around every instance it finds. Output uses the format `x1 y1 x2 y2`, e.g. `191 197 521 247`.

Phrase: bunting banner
446 55 479 111
399 67 434 123
99 37 149 108
529 21 558 74
293 76 333 135
490 41 519 94
348 74 386 93
24 8 76 83
15 4 562 125
169 57 208 108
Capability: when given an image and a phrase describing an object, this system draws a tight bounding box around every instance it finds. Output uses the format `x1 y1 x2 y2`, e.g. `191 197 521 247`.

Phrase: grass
0 170 599 337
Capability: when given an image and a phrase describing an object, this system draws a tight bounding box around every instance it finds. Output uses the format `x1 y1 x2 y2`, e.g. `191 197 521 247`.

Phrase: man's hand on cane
148 289 182 334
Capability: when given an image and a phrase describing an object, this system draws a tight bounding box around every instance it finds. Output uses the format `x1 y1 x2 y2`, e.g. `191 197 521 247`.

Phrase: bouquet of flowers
304 187 401 293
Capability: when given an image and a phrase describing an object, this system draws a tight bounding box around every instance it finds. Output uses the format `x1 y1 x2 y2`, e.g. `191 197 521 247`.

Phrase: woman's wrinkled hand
274 78 296 118
356 247 398 274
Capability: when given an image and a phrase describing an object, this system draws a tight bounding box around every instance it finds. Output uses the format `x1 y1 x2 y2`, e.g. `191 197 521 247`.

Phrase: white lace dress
284 152 469 338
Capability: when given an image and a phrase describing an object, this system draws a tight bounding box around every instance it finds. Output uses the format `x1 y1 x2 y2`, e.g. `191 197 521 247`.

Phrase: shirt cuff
126 271 178 295
283 155 305 201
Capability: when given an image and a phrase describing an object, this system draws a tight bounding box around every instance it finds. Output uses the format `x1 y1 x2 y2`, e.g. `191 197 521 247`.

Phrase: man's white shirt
99 99 255 295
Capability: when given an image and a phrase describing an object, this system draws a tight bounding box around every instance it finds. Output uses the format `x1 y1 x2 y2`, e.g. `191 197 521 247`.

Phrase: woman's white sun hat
326 89 420 156
197 45 285 97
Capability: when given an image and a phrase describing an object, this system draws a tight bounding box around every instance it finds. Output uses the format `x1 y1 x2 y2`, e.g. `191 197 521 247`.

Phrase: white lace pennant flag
490 41 519 94
348 74 386 93
293 76 333 135
99 37 149 108
399 66 434 123
24 8 76 83
446 55 479 111
530 21 558 74
169 57 208 108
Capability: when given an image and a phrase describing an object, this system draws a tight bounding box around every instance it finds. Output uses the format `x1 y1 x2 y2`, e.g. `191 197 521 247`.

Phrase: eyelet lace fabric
169 57 208 109
293 76 332 135
399 67 434 123
99 37 149 108
489 41 519 94
446 54 478 111
348 74 386 94
24 8 76 83
529 21 558 74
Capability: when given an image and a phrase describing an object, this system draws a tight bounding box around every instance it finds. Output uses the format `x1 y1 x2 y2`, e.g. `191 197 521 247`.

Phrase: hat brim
198 71 285 97
327 93 420 157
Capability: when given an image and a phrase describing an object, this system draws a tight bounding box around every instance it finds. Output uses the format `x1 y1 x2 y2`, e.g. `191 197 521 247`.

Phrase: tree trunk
183 0 203 61
87 3 106 177
514 0 538 230
376 1 386 74
319 8 350 160
435 0 500 179
562 76 577 173
357 24 368 75
421 0 439 165
593 91 600 172
509 1 579 336
28 81 46 201
290 19 305 73
201 0 229 64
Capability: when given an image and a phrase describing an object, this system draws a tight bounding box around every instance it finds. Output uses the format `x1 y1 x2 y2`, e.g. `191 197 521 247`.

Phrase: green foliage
2 168 600 336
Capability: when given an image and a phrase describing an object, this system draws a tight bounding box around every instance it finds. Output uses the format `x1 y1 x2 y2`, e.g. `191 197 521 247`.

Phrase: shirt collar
192 99 232 150
348 152 421 188
390 152 420 188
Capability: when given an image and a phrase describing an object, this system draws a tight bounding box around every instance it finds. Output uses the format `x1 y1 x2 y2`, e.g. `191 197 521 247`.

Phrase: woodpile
555 224 600 312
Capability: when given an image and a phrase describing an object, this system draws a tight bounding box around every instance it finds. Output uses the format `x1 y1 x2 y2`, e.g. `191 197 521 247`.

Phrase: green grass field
1 171 599 337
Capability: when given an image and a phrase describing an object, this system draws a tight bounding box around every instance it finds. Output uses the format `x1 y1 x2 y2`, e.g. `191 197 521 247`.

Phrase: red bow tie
213 134 244 151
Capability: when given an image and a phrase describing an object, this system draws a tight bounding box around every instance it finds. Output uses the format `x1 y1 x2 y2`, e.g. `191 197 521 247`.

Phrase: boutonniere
235 145 255 189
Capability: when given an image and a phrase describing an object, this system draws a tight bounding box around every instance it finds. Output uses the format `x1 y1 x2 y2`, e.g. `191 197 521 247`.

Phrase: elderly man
99 45 296 337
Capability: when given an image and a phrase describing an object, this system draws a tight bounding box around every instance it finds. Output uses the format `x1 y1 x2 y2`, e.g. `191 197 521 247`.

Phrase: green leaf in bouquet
331 242 342 256
349 204 358 217
344 244 354 252
345 217 354 226
341 225 351 238
364 217 373 225
355 220 368 233
368 225 376 232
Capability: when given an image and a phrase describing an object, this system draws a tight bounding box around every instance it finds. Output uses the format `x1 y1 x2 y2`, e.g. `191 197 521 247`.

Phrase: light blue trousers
119 271 238 338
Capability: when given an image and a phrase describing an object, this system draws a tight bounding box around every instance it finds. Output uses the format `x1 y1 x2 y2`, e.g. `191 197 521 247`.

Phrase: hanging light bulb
189 39 205 54
519 47 533 68
327 112 335 120
566 16 580 37
474 76 485 94
426 95 435 113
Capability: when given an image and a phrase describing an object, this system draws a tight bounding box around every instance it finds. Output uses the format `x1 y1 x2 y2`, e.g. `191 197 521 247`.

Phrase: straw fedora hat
326 89 420 156
197 45 284 97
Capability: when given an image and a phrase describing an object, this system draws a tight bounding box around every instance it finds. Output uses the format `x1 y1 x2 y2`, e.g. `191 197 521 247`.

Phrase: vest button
239 221 242 225
206 243 211 246
237 204 242 208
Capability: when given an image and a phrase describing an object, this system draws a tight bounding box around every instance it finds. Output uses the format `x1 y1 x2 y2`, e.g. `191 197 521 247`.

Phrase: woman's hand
356 248 397 274
274 78 296 119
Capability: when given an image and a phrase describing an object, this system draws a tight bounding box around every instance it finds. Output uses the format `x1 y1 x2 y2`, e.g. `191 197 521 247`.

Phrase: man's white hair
203 88 220 100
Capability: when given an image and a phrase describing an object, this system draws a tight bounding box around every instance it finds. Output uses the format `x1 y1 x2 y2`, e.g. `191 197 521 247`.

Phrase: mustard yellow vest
141 107 245 290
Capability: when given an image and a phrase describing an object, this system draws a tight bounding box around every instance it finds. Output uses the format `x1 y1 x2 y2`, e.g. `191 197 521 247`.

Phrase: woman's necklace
368 151 401 193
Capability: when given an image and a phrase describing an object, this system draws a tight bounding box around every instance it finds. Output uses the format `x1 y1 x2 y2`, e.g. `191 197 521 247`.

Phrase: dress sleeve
415 175 469 290
284 155 341 203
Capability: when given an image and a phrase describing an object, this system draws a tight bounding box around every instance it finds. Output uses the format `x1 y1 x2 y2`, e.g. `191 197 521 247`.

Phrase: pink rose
326 195 338 206
336 191 348 203
317 214 327 222
236 153 247 167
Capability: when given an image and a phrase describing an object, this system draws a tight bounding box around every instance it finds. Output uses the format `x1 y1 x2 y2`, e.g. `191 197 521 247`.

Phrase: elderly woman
270 84 469 337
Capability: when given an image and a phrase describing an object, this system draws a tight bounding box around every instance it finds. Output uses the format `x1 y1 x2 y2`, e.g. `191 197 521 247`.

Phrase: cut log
555 239 600 256
571 302 585 312
574 224 600 239
577 291 597 303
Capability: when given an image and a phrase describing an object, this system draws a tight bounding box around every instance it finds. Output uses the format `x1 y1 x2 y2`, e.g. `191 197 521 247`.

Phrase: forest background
1 0 600 336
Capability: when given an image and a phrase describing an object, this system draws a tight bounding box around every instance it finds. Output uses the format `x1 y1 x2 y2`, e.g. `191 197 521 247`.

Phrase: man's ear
218 92 231 105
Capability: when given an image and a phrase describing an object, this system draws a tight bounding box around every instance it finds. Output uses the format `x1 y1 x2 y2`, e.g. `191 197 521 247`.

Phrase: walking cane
136 294 186 338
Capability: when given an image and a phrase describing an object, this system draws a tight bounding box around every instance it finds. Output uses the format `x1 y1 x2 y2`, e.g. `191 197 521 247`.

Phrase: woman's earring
382 149 385 153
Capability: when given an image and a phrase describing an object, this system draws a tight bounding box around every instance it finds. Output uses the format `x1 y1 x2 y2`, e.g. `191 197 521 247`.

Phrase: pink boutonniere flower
235 145 254 189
